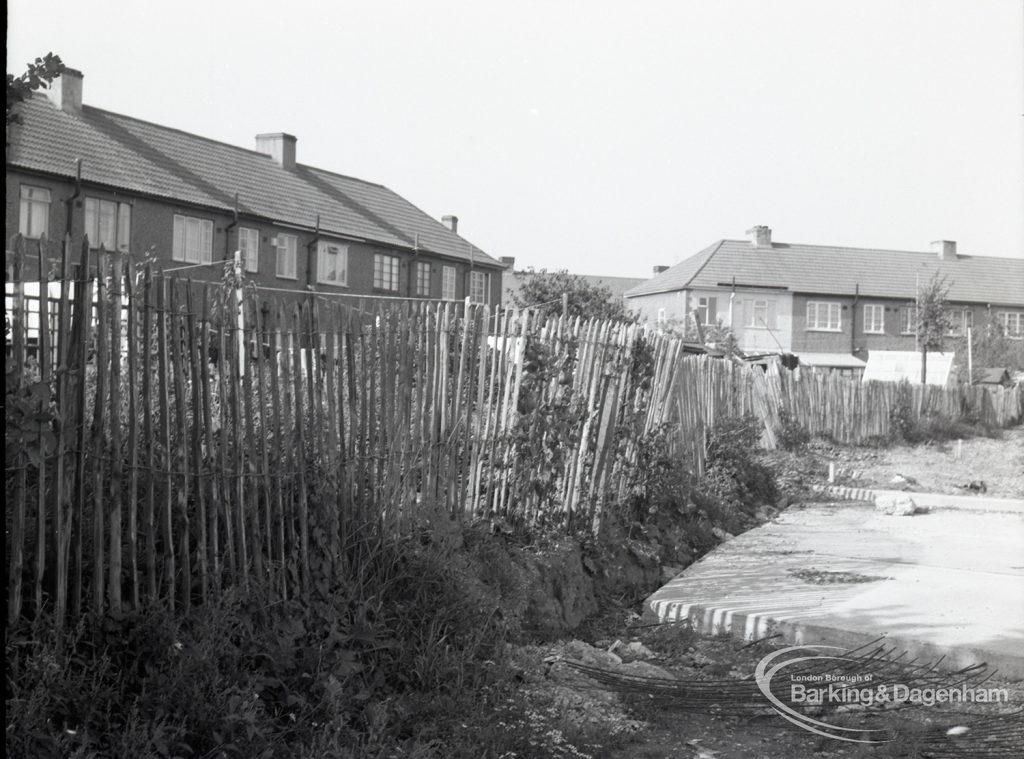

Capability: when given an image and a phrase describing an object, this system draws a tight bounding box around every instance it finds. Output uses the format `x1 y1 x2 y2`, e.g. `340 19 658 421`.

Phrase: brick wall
6 170 503 304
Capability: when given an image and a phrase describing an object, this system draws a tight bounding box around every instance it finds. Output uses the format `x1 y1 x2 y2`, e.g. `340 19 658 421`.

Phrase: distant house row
624 226 1024 374
7 72 1022 367
6 68 505 304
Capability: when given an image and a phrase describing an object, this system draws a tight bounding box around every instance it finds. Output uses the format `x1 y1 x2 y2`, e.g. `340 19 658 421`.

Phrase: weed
776 409 810 451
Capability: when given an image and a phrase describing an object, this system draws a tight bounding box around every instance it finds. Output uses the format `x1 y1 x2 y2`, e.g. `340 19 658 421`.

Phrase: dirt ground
824 426 1024 498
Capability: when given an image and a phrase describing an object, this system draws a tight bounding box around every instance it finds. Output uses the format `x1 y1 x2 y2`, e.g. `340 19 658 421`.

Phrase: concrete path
644 498 1024 679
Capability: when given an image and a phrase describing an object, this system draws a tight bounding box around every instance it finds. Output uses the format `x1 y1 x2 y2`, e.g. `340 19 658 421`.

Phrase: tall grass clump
5 518 549 758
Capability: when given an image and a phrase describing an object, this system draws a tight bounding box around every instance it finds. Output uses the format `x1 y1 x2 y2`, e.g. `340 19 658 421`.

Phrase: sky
7 0 1024 276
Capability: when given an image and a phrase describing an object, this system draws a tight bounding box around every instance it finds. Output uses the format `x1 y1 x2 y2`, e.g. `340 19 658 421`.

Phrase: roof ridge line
686 239 726 289
79 102 283 161
720 238 1007 259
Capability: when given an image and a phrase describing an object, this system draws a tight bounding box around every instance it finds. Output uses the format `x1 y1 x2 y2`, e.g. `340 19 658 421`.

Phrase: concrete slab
644 502 1024 679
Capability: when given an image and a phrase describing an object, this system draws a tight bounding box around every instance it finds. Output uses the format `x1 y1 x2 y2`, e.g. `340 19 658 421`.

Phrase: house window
237 227 259 273
374 253 400 291
85 197 131 251
806 301 841 331
745 299 769 328
441 265 457 300
695 296 717 326
944 308 975 337
863 304 885 334
469 271 489 304
275 233 298 279
414 261 431 296
317 241 348 286
998 312 1023 339
657 308 667 325
899 306 917 335
172 214 213 264
19 185 51 239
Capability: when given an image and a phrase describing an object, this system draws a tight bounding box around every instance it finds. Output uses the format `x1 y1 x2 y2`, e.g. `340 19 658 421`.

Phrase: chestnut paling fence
6 235 1023 627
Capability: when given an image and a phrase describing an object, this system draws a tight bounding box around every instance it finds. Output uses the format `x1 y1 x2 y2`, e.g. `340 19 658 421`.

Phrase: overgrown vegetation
7 522 610 758
886 383 1000 445
7 404 786 759
509 268 634 323
775 409 810 451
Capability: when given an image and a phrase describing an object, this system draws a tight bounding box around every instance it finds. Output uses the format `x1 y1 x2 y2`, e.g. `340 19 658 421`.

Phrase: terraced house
6 68 504 305
625 225 1024 374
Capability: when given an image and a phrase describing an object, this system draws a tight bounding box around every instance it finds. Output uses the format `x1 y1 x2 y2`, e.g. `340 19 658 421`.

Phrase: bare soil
820 426 1024 498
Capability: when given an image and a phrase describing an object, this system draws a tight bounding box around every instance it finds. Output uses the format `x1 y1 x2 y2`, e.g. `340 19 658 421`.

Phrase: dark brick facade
6 169 503 305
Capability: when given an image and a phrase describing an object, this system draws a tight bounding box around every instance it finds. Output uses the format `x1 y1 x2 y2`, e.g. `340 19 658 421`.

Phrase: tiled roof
7 94 499 267
625 239 1024 305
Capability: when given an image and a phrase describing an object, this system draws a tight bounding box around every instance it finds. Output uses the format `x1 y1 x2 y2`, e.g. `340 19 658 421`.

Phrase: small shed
974 368 1013 387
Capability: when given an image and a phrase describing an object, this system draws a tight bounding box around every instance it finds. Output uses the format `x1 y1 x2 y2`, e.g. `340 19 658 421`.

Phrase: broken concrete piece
875 494 930 516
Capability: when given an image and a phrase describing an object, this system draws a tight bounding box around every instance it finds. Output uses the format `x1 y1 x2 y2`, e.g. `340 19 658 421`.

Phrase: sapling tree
915 273 952 384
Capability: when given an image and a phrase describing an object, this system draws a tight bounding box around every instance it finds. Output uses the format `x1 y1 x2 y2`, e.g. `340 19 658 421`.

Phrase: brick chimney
500 256 516 268
931 240 957 261
653 265 670 275
47 68 84 115
442 215 459 234
746 225 772 247
255 133 297 170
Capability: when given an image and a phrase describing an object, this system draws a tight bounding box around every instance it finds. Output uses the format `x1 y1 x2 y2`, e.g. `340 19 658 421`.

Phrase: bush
700 416 778 516
5 522 534 758
775 409 810 451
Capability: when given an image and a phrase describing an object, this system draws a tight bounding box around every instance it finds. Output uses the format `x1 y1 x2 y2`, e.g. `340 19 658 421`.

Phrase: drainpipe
851 283 859 355
61 158 83 282
64 158 83 238
223 193 239 260
407 233 420 298
305 214 321 290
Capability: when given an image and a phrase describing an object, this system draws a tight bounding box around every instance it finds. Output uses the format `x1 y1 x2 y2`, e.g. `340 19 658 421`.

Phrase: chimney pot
653 265 670 275
255 133 297 170
746 225 772 247
47 68 84 115
442 215 459 233
931 240 957 261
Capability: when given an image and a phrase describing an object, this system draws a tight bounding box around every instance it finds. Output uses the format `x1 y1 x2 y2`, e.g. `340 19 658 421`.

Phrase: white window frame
943 308 975 338
373 253 400 291
806 301 841 332
274 233 298 279
414 261 431 297
441 265 457 300
863 304 885 334
172 214 214 264
657 308 667 325
696 296 717 326
745 299 769 328
85 197 131 252
238 227 259 273
469 270 490 304
316 241 348 286
998 311 1023 339
899 306 917 335
19 185 51 239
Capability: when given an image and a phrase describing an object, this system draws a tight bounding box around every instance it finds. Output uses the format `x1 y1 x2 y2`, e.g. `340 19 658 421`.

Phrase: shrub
775 409 810 451
700 416 778 516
